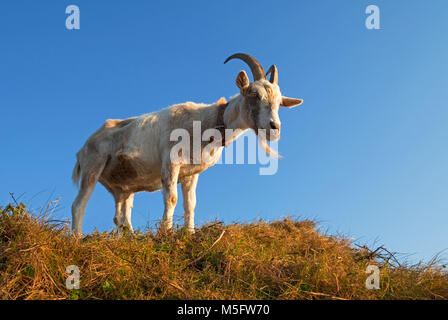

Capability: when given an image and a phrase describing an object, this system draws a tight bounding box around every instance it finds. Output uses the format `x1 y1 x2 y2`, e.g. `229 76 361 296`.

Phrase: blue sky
1 1 447 263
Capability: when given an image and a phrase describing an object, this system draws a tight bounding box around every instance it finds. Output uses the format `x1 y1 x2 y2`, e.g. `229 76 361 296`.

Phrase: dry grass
0 202 447 300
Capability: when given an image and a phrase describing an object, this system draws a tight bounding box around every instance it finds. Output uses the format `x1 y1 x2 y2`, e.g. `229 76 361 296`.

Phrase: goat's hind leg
113 192 135 234
71 159 106 236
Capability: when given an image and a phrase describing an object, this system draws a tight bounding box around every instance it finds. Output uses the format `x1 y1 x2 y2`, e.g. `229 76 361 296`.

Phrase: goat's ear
281 97 303 108
235 70 250 94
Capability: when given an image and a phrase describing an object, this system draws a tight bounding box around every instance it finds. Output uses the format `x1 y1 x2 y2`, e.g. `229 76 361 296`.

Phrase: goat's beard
251 118 281 158
257 132 282 159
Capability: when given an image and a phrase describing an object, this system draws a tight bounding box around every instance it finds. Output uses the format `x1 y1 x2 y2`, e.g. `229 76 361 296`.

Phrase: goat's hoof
117 225 134 237
158 227 174 237
72 230 84 239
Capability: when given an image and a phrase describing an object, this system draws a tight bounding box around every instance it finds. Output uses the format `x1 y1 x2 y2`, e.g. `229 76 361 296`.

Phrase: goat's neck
221 95 249 144
222 95 246 129
195 95 248 145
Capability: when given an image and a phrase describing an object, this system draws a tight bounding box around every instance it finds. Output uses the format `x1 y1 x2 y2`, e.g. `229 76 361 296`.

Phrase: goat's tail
72 158 81 188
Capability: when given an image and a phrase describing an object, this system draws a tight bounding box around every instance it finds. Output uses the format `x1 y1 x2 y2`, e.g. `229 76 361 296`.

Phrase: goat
71 53 303 235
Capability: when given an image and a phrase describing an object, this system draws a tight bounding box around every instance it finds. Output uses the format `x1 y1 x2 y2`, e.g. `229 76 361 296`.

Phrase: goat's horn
265 65 278 85
224 53 265 81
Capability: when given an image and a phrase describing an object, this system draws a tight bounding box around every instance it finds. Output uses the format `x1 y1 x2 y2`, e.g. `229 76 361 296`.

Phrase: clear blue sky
1 1 447 263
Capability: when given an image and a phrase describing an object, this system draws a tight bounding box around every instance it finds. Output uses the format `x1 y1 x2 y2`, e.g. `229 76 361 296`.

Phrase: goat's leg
160 163 180 232
181 174 199 234
122 193 135 232
113 192 125 231
113 192 134 234
71 161 106 236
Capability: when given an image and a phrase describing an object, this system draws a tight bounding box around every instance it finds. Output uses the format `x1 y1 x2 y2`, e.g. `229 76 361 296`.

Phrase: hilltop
0 202 447 300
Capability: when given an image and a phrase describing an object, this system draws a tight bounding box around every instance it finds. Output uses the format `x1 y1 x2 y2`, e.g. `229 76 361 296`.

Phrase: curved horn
265 65 278 85
224 53 265 81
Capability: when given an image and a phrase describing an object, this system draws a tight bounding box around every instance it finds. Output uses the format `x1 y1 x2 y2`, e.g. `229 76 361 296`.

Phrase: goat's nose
270 120 280 130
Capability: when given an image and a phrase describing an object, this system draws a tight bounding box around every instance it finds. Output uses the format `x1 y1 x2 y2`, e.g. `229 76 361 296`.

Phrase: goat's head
225 53 303 141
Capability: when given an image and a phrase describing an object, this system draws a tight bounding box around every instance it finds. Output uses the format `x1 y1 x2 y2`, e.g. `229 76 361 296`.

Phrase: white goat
71 53 303 235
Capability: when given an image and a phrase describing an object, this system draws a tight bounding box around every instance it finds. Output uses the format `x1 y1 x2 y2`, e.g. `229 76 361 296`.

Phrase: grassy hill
0 202 447 300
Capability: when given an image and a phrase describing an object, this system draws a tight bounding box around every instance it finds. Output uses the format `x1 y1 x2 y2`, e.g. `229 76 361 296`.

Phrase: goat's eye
247 92 260 106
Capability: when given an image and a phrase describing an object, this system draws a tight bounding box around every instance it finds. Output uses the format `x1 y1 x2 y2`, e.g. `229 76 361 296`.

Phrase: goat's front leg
181 174 199 234
160 162 180 232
